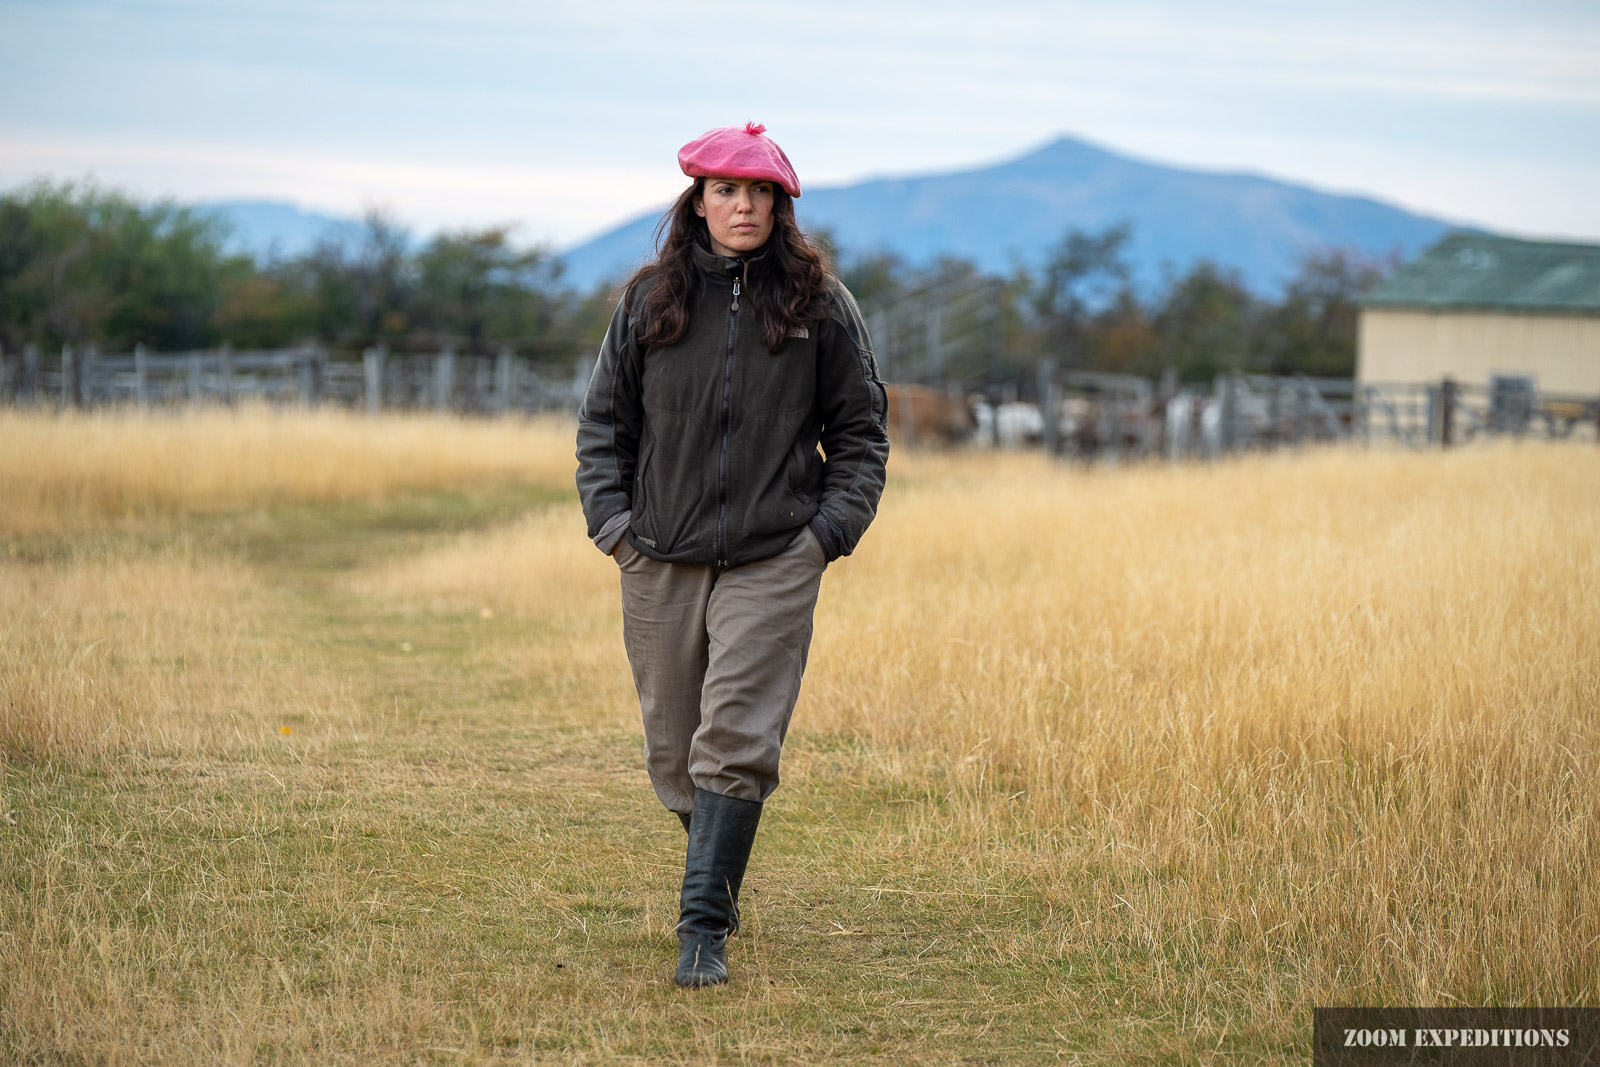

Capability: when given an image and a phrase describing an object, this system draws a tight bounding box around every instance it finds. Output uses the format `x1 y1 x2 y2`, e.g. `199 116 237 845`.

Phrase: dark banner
1314 1009 1600 1066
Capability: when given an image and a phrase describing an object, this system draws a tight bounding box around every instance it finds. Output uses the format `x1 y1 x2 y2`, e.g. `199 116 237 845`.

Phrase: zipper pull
731 280 740 312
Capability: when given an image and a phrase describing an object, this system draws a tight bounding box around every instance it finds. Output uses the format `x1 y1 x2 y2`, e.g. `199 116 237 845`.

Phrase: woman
575 123 890 988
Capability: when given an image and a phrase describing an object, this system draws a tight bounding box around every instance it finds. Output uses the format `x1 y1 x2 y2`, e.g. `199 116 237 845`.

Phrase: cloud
3 0 1597 242
0 131 680 243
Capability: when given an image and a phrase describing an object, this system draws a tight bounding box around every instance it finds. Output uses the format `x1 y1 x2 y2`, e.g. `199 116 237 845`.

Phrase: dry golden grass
356 500 617 625
802 444 1600 1009
352 503 637 730
0 405 579 533
1 405 573 764
364 440 1600 1010
0 537 370 765
2 407 1595 1063
3 542 258 758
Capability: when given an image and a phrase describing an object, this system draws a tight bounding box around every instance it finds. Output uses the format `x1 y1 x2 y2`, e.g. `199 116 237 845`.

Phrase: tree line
0 181 611 366
2 181 1389 382
833 223 1390 385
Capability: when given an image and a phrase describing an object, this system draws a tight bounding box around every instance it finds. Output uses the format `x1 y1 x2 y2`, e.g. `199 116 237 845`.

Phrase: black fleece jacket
575 243 889 567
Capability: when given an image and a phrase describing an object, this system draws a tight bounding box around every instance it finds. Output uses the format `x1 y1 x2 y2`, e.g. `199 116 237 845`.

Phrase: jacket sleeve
810 280 890 560
575 294 645 541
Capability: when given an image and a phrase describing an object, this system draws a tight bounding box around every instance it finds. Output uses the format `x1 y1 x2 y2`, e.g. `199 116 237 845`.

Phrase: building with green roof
1358 233 1600 395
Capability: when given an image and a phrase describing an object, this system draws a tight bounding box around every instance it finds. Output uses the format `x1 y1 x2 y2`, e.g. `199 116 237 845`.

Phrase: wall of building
1358 309 1600 394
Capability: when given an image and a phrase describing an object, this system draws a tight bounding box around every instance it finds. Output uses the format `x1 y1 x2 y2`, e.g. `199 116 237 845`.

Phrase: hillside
559 135 1464 294
199 200 363 261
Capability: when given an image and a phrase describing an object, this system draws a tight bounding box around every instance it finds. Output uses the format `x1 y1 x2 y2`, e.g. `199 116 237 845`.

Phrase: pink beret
678 122 802 198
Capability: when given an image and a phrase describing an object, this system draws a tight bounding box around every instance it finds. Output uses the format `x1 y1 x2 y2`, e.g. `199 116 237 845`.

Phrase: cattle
883 384 977 447
987 401 1043 449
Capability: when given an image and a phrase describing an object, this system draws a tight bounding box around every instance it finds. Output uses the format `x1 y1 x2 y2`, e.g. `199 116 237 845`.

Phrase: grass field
2 407 1596 1064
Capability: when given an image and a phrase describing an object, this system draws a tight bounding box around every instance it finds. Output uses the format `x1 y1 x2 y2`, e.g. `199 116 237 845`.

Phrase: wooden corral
883 384 976 447
6 341 1593 456
973 370 1599 461
0 343 591 415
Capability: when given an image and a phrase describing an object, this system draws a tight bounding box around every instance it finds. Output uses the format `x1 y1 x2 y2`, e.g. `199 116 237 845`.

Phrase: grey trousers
617 527 826 813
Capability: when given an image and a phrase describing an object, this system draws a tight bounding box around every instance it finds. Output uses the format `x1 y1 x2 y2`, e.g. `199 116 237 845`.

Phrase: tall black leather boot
674 787 762 988
677 805 751 935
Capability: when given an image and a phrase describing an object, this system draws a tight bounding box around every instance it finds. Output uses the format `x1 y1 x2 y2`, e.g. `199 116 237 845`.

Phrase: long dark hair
625 179 833 355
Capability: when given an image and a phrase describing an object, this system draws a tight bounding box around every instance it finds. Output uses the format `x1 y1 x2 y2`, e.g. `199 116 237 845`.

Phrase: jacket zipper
715 269 741 566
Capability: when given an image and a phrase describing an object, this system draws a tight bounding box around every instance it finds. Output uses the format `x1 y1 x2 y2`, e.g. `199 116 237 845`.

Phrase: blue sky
2 0 1597 249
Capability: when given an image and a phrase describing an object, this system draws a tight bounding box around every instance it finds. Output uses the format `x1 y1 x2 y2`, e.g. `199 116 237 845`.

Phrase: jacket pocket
787 441 814 505
632 438 655 529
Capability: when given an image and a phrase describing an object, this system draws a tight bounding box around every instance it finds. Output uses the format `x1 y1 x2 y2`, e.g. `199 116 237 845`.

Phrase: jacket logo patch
788 326 809 339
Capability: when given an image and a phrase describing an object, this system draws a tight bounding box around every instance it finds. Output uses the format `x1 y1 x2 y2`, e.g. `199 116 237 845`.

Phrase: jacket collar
690 240 772 280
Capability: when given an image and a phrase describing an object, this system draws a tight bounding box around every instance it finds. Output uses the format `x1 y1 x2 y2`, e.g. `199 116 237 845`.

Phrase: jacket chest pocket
743 346 817 414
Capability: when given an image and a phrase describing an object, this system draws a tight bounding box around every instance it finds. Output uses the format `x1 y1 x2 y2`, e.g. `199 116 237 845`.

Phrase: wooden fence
4 342 1595 461
1021 368 1600 460
864 275 1004 388
0 343 594 415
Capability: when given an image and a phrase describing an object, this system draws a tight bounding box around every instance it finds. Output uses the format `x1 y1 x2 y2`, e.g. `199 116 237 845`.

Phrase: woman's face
694 177 775 257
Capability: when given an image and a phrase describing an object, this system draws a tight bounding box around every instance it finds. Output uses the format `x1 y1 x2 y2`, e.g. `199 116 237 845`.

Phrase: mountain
558 135 1465 295
199 200 363 261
